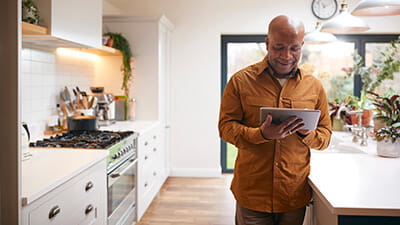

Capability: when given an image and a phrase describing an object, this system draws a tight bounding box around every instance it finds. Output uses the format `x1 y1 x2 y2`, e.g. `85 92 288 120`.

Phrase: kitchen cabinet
136 122 167 220
101 120 169 222
21 150 108 225
23 0 102 48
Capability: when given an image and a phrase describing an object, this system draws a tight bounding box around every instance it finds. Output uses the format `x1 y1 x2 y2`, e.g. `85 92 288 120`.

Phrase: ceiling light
321 0 370 34
304 21 338 44
352 0 400 16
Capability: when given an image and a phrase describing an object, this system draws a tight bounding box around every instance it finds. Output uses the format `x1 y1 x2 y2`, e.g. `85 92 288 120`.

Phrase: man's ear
265 37 269 50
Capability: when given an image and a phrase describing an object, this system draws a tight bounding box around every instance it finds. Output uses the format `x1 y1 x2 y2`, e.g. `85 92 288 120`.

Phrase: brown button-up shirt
218 56 332 213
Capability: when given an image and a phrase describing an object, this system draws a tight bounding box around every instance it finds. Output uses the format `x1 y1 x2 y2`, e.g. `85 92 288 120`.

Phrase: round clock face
311 0 338 20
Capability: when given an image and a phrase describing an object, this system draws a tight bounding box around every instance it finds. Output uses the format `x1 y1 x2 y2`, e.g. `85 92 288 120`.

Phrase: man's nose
280 49 291 59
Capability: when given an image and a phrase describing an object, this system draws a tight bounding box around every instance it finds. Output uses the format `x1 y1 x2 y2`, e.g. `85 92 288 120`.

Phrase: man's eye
274 47 284 50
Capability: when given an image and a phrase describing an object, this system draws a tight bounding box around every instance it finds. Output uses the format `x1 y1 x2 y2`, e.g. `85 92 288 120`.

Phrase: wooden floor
136 174 235 225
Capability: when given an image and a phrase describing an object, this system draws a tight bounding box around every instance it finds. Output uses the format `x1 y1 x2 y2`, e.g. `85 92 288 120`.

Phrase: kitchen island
309 132 400 225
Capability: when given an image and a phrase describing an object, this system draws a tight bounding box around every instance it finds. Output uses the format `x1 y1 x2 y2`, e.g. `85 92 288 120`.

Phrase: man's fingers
263 114 272 126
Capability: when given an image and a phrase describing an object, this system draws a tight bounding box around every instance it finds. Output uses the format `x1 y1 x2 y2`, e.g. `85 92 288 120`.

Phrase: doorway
220 35 266 173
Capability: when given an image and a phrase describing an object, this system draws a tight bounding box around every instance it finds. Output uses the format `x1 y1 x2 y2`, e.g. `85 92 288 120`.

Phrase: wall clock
311 0 338 20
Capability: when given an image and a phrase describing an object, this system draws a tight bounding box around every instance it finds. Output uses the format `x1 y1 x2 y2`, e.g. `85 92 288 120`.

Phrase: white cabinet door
35 0 102 48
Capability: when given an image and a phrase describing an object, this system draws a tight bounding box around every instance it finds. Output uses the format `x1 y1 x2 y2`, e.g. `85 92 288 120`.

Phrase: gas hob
29 130 138 170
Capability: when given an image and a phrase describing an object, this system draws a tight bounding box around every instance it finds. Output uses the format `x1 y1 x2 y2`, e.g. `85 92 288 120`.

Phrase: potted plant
103 32 134 120
342 36 400 126
368 92 400 157
22 0 41 25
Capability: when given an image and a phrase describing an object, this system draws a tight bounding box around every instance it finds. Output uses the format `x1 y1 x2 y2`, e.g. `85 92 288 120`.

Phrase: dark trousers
235 202 306 225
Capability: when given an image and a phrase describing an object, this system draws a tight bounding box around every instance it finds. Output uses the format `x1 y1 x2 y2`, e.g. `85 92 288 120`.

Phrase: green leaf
392 122 400 128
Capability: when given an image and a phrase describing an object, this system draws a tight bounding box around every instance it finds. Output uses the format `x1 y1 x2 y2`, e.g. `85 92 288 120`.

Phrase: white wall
103 0 400 177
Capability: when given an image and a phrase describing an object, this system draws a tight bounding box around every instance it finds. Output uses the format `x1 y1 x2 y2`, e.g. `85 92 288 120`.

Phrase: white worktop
100 120 159 135
309 132 400 217
21 149 108 206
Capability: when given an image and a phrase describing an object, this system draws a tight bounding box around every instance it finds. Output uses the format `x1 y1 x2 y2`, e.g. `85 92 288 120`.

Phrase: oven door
107 156 137 225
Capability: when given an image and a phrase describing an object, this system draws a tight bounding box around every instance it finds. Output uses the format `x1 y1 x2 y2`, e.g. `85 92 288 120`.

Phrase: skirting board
169 167 222 177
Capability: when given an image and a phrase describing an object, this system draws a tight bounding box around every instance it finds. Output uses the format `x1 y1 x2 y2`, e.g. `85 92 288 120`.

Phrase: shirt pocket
291 95 318 109
244 96 275 126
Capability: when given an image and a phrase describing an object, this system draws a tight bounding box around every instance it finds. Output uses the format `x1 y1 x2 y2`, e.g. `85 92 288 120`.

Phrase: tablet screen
260 107 321 130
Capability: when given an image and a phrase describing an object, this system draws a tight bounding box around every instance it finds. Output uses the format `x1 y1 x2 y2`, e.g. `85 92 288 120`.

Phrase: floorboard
136 174 235 225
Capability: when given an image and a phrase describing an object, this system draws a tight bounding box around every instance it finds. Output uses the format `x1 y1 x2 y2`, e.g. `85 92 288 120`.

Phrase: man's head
266 15 304 78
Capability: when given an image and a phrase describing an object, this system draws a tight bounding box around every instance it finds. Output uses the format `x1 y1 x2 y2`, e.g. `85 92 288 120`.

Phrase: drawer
28 162 106 225
138 128 161 152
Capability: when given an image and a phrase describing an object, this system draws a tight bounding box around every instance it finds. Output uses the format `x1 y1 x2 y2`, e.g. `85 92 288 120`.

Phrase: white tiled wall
21 47 97 139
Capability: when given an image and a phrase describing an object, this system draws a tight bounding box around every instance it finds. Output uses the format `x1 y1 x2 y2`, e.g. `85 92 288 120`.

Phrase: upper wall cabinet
23 0 102 49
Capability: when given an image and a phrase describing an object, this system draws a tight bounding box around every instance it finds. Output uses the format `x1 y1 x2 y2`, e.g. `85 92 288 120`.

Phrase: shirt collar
255 55 303 81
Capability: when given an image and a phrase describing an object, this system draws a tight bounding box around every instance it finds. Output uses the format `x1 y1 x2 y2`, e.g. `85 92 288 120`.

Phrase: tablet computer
260 107 321 130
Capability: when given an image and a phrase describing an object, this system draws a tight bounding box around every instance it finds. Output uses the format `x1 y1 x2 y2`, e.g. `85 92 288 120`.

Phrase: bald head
268 15 304 38
266 15 305 78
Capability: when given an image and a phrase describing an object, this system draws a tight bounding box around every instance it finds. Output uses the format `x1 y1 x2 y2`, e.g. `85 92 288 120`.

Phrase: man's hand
260 114 305 140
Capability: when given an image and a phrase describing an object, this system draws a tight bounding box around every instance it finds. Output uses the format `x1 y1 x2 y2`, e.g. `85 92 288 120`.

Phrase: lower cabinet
137 123 168 221
22 160 107 225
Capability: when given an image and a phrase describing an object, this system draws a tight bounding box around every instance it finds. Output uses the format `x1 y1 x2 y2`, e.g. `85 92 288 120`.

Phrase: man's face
266 31 303 76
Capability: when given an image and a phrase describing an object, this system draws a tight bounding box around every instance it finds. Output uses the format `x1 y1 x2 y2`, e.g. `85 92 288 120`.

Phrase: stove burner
29 130 134 149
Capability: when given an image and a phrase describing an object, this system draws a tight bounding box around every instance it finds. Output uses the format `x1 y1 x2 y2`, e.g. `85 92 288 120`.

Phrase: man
218 15 331 225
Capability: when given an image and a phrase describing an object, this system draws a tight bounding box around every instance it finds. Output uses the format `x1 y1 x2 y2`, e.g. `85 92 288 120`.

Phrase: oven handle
108 157 137 184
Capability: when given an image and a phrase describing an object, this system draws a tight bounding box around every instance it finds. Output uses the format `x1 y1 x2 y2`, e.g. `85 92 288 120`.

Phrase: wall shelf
21 22 121 56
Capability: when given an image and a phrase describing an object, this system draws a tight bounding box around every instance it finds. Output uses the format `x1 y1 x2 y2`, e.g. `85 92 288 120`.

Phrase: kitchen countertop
309 131 400 217
100 120 159 135
21 149 108 206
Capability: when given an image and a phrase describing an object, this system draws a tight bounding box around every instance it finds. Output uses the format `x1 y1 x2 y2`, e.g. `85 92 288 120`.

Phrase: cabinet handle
144 182 148 187
153 171 157 176
110 173 120 178
153 135 157 139
144 141 148 146
85 181 94 192
153 147 157 152
144 155 148 160
85 204 94 215
48 206 61 219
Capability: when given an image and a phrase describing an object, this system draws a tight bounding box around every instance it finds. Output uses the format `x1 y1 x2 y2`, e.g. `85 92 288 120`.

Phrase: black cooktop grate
29 130 134 149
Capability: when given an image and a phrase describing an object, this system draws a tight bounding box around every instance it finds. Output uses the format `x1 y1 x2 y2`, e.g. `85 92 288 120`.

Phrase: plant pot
377 139 400 158
350 109 373 125
331 117 345 131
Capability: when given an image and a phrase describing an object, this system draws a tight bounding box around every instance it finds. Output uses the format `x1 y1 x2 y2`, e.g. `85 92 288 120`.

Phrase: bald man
219 15 331 225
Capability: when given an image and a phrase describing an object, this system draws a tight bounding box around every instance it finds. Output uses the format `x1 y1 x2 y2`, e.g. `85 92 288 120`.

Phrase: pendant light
321 0 370 34
304 21 338 44
352 0 400 16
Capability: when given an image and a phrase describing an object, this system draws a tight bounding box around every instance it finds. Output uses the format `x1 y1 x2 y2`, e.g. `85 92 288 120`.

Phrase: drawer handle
153 135 157 139
153 171 157 176
144 155 148 160
48 206 61 219
85 204 94 215
153 147 157 152
85 181 94 192
144 182 148 187
144 141 148 146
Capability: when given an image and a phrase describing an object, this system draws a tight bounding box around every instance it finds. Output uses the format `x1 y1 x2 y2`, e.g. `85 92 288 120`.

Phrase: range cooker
30 130 138 225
